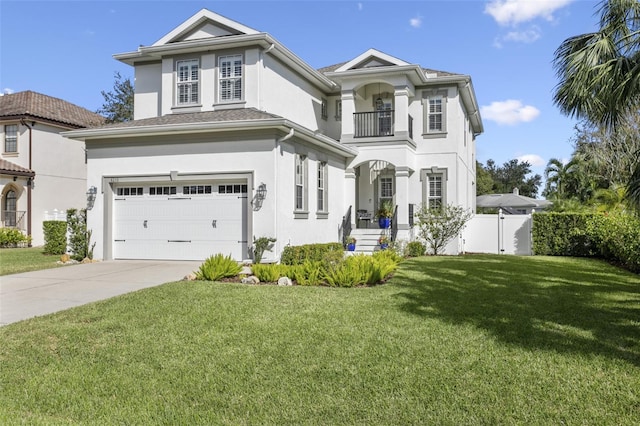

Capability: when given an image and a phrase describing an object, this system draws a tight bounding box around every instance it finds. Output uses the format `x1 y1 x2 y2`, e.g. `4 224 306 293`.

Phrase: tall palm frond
553 0 640 212
553 0 640 130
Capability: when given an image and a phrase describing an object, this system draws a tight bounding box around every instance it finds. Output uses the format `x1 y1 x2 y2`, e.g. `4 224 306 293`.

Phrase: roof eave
325 65 426 86
63 119 356 158
0 170 35 178
114 33 337 92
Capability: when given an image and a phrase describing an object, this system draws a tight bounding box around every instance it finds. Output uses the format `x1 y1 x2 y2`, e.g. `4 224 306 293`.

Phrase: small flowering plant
378 235 391 245
346 236 357 244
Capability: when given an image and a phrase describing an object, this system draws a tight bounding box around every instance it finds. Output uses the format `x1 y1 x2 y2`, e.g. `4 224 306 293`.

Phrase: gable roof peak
153 8 260 46
334 48 411 72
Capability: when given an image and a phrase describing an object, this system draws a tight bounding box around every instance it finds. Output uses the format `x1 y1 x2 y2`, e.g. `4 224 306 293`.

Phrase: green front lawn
0 255 638 424
0 247 68 276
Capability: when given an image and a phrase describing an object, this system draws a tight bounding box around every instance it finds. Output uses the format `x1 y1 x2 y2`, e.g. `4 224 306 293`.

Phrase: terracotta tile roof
0 91 105 128
0 159 35 177
92 108 283 129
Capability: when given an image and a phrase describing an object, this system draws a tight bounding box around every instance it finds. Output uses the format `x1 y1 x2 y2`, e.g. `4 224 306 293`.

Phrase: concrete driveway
0 260 201 326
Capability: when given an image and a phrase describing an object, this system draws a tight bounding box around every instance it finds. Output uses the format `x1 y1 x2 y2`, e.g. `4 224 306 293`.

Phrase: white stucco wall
259 53 328 134
86 132 347 261
134 62 162 120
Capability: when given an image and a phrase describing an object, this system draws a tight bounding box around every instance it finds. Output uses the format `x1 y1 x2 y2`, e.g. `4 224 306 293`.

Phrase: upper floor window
176 59 199 105
422 90 447 135
4 124 17 153
335 100 342 121
219 54 243 102
429 98 443 131
321 98 328 120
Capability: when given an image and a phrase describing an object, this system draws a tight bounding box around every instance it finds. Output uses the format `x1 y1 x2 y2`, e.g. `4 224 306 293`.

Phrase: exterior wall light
256 183 267 200
86 186 97 210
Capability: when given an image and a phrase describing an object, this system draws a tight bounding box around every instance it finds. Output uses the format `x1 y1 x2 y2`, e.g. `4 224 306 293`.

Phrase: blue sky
1 0 601 183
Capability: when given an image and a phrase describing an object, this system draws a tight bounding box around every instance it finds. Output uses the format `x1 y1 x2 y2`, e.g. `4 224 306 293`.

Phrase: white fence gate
463 211 533 255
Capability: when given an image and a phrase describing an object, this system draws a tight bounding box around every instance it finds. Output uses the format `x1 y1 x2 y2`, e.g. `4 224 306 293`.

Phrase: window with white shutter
176 59 199 105
219 55 243 102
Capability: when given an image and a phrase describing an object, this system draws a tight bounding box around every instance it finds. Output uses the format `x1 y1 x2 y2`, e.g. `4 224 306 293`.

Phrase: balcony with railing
353 111 414 139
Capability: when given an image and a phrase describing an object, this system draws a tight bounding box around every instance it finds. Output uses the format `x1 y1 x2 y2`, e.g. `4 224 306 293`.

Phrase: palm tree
543 158 580 199
591 184 628 213
553 0 640 211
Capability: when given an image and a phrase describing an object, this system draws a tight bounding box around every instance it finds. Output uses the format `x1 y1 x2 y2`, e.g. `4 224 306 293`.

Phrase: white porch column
345 167 357 226
395 166 411 230
393 86 410 135
341 89 355 138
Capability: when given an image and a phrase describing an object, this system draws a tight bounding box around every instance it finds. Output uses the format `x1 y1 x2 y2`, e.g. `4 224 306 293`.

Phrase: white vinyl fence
463 211 533 255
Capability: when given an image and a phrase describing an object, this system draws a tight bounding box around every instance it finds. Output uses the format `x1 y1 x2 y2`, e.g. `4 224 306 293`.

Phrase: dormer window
219 54 243 102
176 59 199 105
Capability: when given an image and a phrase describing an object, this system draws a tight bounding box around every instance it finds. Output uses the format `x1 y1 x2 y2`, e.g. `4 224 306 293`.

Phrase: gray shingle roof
90 108 283 130
317 62 460 78
0 91 105 128
0 159 35 177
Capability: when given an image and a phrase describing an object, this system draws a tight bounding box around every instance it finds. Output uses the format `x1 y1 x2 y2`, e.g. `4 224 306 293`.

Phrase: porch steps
349 228 387 253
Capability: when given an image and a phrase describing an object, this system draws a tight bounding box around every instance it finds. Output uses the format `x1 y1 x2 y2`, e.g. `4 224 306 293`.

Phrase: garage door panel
113 184 247 261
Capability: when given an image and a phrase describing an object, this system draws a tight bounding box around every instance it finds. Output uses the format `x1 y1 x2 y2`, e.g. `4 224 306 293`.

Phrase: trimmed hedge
43 220 67 255
587 214 640 273
533 212 640 273
0 228 31 248
280 242 344 265
532 213 599 257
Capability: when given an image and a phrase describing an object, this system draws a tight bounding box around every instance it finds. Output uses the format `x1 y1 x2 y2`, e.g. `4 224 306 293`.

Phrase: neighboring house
476 188 552 215
65 9 483 262
0 91 104 246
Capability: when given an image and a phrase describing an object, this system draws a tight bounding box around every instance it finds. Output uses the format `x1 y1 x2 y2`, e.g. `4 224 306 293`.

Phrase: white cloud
410 15 422 28
485 0 574 26
481 100 540 125
504 26 541 43
493 25 541 48
517 154 546 167
2 88 14 95
357 2 363 11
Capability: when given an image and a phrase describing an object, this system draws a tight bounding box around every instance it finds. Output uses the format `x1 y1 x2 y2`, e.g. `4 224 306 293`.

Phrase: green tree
475 161 494 196
553 0 640 211
484 159 542 198
97 71 134 123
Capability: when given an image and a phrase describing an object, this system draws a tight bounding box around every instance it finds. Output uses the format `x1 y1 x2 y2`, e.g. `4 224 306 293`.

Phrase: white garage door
113 182 248 261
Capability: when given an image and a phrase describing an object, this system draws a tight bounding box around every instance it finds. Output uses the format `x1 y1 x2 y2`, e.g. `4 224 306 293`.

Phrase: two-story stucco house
0 91 104 246
65 9 483 262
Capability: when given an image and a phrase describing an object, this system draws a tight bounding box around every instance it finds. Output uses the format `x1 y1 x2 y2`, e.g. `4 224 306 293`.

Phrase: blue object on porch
347 243 356 251
378 217 391 229
379 243 389 250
